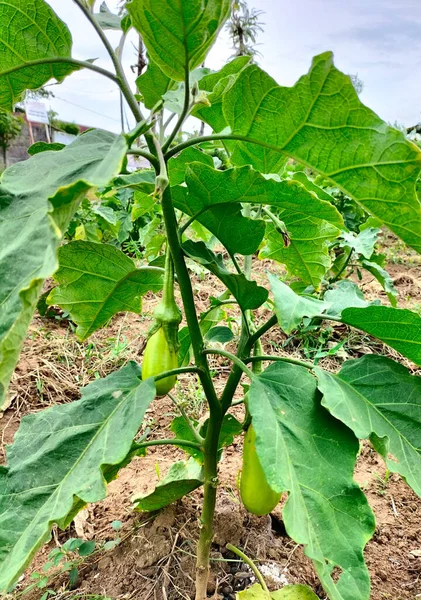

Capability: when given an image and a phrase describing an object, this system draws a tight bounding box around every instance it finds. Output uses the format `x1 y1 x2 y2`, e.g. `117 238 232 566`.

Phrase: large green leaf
269 274 330 334
212 53 421 251
127 0 231 81
48 241 164 340
183 240 268 310
134 458 204 512
0 130 127 409
315 355 421 497
0 0 79 110
0 362 155 592
341 305 421 365
249 362 375 600
173 163 342 263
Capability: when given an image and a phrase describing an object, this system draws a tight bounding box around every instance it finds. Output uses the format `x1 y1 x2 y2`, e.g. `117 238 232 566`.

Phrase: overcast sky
45 0 421 133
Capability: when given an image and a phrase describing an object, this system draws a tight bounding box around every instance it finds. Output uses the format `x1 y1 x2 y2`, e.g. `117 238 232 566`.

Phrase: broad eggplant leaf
323 281 376 317
112 169 155 192
170 414 242 464
183 240 268 311
360 259 398 307
0 362 155 592
127 0 231 81
168 147 213 186
0 0 80 110
341 305 421 365
136 57 175 110
269 274 330 334
316 355 421 497
95 2 122 30
213 53 421 251
48 241 164 340
133 458 204 512
249 362 375 600
0 130 127 409
173 163 342 263
238 584 319 599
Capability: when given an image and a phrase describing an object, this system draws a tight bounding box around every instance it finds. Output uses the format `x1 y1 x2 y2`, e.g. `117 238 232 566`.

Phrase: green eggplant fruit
142 327 178 396
240 424 282 515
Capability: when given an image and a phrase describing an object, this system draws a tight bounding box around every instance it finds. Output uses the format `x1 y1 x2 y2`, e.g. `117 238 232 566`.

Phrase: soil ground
1 231 421 600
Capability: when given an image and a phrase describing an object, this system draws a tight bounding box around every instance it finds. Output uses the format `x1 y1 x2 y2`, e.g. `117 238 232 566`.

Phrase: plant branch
226 544 270 597
203 348 254 380
249 314 278 347
168 392 204 444
127 147 160 170
0 57 119 85
73 0 144 122
153 366 202 383
162 67 191 152
165 133 286 161
131 438 203 452
246 355 314 370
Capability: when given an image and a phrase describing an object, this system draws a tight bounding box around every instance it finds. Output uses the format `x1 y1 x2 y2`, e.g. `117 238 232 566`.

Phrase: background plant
0 2 421 600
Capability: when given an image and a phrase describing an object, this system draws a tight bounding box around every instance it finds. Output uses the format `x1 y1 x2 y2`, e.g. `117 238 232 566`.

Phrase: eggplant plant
1 1 421 599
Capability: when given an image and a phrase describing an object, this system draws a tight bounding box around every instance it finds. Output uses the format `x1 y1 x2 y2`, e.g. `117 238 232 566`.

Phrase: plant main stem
159 175 223 600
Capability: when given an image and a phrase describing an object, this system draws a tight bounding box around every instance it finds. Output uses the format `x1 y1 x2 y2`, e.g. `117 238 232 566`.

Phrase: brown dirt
2 237 421 600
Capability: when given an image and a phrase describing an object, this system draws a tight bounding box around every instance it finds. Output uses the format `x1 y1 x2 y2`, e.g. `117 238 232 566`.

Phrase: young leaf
0 130 127 410
95 2 122 30
0 362 155 592
193 56 252 135
341 305 421 365
47 241 163 340
219 53 421 252
0 0 80 110
248 362 375 600
183 240 269 311
323 281 375 317
360 259 398 307
315 355 421 497
133 458 204 512
339 228 381 260
168 147 213 186
269 274 330 334
127 0 231 81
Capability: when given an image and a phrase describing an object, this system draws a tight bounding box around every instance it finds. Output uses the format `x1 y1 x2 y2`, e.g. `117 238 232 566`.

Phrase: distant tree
0 109 22 167
226 0 264 60
349 73 364 95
